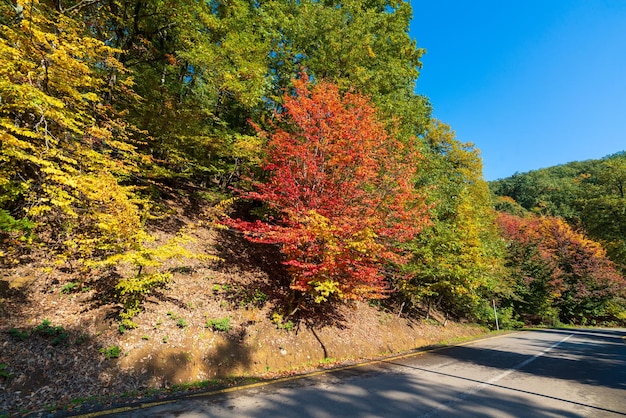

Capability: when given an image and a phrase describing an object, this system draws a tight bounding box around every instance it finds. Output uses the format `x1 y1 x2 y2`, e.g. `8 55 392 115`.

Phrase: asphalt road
103 328 626 417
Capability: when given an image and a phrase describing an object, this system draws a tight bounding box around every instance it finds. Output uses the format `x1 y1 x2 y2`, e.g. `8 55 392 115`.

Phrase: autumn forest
2 0 626 337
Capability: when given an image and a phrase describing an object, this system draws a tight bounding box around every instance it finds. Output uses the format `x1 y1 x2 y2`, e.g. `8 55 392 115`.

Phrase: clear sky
408 0 626 180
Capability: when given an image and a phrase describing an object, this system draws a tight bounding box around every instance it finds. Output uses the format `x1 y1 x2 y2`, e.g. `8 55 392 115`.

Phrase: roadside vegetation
1 0 625 415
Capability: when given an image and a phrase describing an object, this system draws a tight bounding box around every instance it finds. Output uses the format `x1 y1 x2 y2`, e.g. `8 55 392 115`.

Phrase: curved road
100 328 626 417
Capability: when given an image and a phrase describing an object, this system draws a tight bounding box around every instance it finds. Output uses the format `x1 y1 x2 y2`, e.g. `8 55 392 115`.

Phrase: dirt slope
0 221 487 417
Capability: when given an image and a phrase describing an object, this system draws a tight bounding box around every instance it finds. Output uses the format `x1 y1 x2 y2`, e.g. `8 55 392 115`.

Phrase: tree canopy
226 77 430 306
1 0 624 328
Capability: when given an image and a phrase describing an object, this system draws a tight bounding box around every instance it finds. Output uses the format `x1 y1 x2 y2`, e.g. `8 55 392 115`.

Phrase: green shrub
205 317 232 332
271 312 295 331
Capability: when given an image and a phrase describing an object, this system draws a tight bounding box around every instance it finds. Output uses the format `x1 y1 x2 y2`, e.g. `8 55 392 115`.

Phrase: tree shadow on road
424 328 626 391
112 357 616 418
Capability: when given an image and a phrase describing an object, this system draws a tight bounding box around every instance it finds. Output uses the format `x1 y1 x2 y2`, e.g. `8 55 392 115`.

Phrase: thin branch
61 0 98 14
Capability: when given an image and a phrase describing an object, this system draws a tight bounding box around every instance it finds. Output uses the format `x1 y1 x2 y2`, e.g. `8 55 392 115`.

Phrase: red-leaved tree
498 212 626 324
226 77 430 304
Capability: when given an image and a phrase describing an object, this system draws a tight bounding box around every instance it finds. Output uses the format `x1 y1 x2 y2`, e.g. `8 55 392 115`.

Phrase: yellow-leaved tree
0 1 201 326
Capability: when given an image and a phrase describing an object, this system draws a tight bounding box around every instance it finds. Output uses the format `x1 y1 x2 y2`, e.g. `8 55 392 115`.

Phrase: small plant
0 363 11 379
162 335 169 343
271 312 295 331
280 320 295 331
176 318 188 329
9 328 29 340
212 283 232 294
75 333 91 345
60 282 79 294
166 311 178 320
205 316 232 332
119 315 138 331
239 288 269 308
100 345 122 359
34 319 55 336
141 335 150 340
34 319 68 345
154 318 163 329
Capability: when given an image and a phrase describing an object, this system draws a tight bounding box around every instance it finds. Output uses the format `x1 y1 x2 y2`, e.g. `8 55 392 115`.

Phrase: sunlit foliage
498 212 626 325
226 77 430 305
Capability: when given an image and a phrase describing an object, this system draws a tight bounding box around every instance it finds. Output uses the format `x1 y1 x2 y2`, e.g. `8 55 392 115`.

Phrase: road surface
101 328 626 417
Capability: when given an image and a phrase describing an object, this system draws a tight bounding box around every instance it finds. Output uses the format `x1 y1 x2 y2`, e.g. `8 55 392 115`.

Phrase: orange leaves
498 212 626 322
227 77 430 303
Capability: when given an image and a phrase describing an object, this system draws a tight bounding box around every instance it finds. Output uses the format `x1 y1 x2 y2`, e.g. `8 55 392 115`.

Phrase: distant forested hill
490 152 626 272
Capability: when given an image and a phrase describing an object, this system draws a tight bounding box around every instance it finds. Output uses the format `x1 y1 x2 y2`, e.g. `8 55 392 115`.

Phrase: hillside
2 4 625 416
0 214 486 416
490 151 626 272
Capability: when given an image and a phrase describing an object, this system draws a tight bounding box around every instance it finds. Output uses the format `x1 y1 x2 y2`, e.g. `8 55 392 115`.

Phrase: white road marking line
420 333 574 418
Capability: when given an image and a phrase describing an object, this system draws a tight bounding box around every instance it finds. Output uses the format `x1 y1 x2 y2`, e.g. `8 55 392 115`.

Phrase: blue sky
408 0 626 180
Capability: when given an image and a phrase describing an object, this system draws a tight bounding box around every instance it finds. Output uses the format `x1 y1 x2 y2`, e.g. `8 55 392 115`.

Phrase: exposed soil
0 207 487 417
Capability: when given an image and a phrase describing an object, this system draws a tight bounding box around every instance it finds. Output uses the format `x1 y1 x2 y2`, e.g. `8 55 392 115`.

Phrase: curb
71 331 516 417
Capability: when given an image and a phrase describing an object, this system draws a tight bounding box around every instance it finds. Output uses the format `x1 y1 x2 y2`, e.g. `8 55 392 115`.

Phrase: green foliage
491 152 626 272
75 333 91 345
262 0 431 136
271 312 295 331
60 282 79 294
9 328 28 341
402 121 508 319
0 210 34 234
100 345 122 359
212 284 232 294
34 319 68 345
475 303 524 330
238 288 269 308
0 363 11 379
205 317 232 332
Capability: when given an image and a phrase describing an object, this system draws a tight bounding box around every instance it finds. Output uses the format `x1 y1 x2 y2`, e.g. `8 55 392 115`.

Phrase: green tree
491 152 626 272
402 121 507 319
576 156 626 271
262 0 431 136
98 0 271 189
